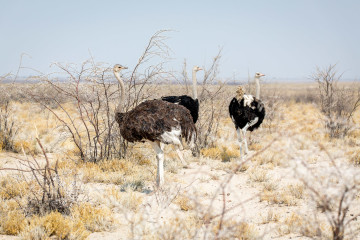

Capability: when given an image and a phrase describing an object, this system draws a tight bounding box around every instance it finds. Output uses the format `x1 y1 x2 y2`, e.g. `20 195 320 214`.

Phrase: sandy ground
1 142 360 239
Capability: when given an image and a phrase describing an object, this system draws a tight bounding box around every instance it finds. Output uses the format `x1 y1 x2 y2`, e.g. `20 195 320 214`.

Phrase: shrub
312 64 360 138
0 100 19 152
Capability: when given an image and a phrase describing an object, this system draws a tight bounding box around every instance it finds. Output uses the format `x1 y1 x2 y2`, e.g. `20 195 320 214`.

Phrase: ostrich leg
151 141 164 187
241 117 259 154
236 128 244 158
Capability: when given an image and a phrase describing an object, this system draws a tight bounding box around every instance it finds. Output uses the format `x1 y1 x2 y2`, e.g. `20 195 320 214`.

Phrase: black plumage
229 97 265 131
161 95 199 123
230 74 265 157
160 66 202 124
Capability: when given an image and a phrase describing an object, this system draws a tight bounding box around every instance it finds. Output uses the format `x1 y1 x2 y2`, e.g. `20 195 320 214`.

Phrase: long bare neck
114 71 125 113
192 70 198 99
255 77 260 99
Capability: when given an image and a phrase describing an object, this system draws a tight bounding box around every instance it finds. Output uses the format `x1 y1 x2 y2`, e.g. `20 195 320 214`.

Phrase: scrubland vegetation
0 32 360 239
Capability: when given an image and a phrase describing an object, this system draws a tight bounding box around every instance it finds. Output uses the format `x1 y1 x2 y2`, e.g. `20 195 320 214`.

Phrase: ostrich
229 72 265 158
113 64 196 187
161 66 203 123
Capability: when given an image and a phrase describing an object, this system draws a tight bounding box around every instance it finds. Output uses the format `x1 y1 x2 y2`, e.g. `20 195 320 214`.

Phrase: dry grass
249 169 269 183
261 208 280 224
80 158 152 189
0 177 28 200
201 146 240 161
175 195 195 211
287 183 304 199
0 81 359 239
10 201 116 240
71 203 116 232
260 189 297 206
350 149 360 165
212 220 259 240
277 212 328 238
103 186 143 212
263 181 278 192
0 209 26 235
20 210 89 240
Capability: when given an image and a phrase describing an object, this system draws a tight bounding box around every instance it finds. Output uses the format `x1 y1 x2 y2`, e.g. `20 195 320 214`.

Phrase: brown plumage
113 64 196 187
115 99 196 144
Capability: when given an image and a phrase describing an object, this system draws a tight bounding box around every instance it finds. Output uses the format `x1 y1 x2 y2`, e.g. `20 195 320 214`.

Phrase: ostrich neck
192 70 198 99
255 78 260 99
114 71 125 113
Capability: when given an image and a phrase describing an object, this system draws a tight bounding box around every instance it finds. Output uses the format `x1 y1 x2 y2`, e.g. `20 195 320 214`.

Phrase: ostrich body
114 64 196 187
229 73 265 157
161 66 203 123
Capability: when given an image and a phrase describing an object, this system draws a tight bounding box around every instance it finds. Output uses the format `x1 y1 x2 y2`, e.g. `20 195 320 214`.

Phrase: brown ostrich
113 64 196 187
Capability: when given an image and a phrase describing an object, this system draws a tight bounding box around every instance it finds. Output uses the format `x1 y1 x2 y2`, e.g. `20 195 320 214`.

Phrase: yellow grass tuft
350 149 360 165
263 182 278 192
13 139 37 154
55 158 78 170
201 147 222 159
20 211 89 240
348 129 360 139
260 189 297 206
249 169 268 182
0 178 28 200
277 212 303 235
129 151 152 166
0 210 26 235
212 220 258 240
71 202 116 232
41 211 72 238
201 146 239 161
80 159 151 186
98 159 132 172
278 212 324 238
248 142 262 151
175 195 195 211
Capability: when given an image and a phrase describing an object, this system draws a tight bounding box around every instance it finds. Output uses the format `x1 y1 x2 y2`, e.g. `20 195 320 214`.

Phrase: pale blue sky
1 0 359 81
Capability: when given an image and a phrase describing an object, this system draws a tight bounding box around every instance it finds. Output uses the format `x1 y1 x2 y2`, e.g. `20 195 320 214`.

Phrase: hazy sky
1 0 359 81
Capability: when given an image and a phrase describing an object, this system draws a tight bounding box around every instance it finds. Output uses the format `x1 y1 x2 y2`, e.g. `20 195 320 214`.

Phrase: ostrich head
193 66 203 72
236 86 245 101
113 64 128 73
255 72 265 79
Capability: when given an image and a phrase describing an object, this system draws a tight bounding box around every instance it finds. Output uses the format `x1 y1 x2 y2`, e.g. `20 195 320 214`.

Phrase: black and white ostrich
161 66 203 123
113 64 196 187
229 72 266 158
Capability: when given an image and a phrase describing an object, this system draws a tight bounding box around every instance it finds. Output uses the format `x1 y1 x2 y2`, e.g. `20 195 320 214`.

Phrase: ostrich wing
229 98 265 131
119 100 196 143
